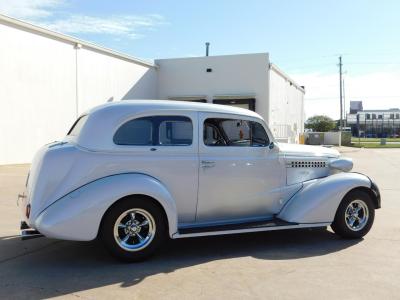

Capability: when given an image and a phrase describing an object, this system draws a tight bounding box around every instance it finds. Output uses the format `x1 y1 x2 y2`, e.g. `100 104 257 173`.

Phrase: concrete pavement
0 148 399 299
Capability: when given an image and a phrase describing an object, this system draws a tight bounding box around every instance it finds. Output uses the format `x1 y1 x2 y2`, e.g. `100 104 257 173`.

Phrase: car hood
277 143 340 158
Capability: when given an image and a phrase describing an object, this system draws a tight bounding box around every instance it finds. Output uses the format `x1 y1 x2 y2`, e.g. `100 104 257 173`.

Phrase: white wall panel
269 67 305 143
156 53 270 123
0 21 156 164
0 22 76 164
77 48 157 113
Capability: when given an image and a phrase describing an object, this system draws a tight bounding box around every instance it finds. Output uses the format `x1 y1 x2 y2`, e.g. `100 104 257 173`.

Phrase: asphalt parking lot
0 147 399 299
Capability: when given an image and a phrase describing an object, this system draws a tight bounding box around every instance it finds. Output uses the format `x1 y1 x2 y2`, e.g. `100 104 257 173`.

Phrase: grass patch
351 137 400 142
350 143 400 148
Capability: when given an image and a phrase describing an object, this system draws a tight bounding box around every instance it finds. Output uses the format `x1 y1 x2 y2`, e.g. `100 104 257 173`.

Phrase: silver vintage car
19 101 381 261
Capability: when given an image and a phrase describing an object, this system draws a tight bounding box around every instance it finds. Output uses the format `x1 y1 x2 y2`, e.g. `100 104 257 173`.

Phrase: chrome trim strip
172 222 331 239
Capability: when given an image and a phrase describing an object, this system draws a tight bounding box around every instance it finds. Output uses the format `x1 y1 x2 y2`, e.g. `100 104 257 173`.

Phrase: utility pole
339 56 343 130
343 78 346 127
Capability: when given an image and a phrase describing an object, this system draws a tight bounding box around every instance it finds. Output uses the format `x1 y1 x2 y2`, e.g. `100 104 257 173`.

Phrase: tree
305 115 335 132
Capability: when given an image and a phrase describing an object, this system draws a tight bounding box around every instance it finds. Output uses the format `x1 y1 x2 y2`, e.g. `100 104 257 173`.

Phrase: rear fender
34 173 177 241
277 172 372 224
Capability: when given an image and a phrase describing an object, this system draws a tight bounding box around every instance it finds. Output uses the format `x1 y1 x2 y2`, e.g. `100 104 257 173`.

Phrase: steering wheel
214 137 227 146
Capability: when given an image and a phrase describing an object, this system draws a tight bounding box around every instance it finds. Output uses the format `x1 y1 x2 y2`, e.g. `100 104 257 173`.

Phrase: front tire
331 190 375 238
100 197 167 262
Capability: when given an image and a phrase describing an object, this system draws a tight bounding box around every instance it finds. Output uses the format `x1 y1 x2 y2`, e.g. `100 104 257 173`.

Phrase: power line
305 95 400 101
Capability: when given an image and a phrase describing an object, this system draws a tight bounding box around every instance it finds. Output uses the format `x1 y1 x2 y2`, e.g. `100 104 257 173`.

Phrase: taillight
26 204 31 218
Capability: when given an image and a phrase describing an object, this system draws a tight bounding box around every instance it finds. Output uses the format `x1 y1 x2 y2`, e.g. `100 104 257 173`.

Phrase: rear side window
113 117 153 145
114 116 193 146
204 118 269 147
67 115 88 136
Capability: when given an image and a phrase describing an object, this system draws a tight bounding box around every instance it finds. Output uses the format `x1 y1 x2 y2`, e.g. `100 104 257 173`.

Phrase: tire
100 196 167 262
331 190 375 239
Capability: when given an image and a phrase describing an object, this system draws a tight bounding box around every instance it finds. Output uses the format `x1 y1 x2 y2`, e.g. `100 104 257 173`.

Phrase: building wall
0 19 157 165
156 53 270 123
0 16 305 165
269 65 305 143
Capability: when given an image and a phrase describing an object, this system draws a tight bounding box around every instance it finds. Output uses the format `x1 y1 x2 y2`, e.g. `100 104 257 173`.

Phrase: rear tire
100 197 167 262
331 190 375 239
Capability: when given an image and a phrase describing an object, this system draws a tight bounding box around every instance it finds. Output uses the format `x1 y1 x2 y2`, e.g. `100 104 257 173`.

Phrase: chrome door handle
201 160 216 168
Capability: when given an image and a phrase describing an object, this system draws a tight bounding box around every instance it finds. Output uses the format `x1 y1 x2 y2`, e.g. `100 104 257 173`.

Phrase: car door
196 112 285 223
112 111 199 223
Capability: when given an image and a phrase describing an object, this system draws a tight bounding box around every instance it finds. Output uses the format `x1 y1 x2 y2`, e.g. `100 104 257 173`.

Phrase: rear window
67 115 88 136
114 116 193 146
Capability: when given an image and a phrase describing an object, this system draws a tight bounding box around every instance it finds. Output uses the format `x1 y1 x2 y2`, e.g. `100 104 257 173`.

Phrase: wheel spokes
136 232 144 241
122 234 130 243
139 220 149 227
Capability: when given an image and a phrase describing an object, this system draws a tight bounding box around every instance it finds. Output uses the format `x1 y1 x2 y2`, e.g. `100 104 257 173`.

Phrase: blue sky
1 0 400 118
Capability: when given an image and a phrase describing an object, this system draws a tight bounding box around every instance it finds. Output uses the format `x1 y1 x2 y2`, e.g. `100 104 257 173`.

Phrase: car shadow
0 228 361 299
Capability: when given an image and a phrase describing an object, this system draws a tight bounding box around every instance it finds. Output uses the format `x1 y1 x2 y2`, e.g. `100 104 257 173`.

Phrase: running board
173 220 330 239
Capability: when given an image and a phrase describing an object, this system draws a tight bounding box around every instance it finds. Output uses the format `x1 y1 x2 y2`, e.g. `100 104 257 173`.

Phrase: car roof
72 100 264 151
86 100 261 118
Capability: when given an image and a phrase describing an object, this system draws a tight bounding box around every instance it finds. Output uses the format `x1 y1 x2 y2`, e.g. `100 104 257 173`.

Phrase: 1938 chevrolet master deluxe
18 101 380 261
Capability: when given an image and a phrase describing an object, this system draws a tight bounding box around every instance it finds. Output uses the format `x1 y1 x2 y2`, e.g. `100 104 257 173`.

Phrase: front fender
34 173 178 241
277 172 372 224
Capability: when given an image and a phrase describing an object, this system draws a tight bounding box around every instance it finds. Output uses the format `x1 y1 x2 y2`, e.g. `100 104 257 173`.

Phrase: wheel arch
98 193 170 237
34 173 179 241
277 172 374 224
344 186 380 209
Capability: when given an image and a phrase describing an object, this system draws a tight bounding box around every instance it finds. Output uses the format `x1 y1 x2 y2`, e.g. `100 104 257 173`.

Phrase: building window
114 116 193 146
390 114 395 119
396 114 400 119
366 114 370 120
378 114 383 119
372 114 376 120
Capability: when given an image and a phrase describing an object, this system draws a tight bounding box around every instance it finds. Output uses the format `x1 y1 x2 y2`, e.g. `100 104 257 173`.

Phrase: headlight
328 157 353 172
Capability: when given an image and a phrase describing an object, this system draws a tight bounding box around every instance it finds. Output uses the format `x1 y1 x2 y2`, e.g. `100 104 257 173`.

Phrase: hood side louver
288 161 327 168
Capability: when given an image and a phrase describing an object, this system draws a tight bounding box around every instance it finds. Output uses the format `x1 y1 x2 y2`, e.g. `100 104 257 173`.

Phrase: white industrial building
0 14 305 165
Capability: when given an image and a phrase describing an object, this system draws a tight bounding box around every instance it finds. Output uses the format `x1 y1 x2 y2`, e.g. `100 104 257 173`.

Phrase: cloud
292 71 400 120
0 0 63 19
0 1 166 39
38 14 166 39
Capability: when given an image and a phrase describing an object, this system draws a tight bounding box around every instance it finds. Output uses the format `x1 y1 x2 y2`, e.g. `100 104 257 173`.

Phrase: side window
251 122 270 146
204 123 226 146
113 117 153 145
220 119 251 146
114 116 193 146
204 118 269 147
159 118 193 145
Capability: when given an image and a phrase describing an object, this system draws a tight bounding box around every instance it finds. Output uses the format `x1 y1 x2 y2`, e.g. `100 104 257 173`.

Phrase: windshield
67 115 88 136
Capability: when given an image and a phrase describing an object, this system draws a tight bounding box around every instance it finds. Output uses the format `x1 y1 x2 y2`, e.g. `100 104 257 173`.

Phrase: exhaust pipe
20 221 43 240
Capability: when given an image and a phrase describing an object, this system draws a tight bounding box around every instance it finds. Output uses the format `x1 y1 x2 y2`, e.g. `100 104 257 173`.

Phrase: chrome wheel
113 208 156 251
345 200 369 231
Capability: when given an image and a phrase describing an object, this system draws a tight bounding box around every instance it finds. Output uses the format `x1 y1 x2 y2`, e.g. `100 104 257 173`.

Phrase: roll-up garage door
212 98 255 111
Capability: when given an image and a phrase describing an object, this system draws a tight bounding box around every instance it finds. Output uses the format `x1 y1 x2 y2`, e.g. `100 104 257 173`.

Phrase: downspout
266 59 271 127
74 43 82 118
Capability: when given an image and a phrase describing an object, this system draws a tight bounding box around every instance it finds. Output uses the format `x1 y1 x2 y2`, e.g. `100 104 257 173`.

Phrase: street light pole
339 56 343 130
339 56 343 146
